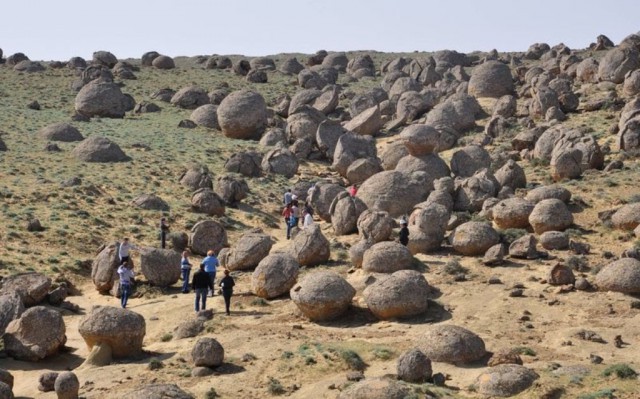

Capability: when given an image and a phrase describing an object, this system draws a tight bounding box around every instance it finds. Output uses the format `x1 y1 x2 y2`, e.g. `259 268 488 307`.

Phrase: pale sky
2 0 639 61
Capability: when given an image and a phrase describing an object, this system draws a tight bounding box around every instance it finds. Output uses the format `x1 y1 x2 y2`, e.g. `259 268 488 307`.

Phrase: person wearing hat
399 218 409 246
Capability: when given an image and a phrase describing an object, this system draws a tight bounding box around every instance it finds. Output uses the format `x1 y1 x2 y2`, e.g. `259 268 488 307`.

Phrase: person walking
201 250 219 296
118 237 138 264
283 189 292 206
219 269 236 316
399 219 409 246
192 263 213 312
160 217 170 249
282 203 293 239
303 210 314 229
180 250 192 293
117 260 135 309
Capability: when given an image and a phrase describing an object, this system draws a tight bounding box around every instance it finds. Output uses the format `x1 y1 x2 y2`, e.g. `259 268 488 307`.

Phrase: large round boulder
189 220 227 256
362 242 413 273
152 55 175 70
251 253 299 299
357 210 394 243
309 182 346 222
140 248 181 287
4 306 66 361
37 123 84 142
394 154 451 190
217 90 267 140
261 146 298 178
494 159 526 190
357 171 430 217
407 203 450 254
528 199 573 234
416 324 486 364
131 194 170 212
54 372 80 399
598 47 640 84
450 145 491 178
343 105 383 136
491 198 535 229
453 169 500 212
595 258 640 294
221 230 272 271
72 136 130 162
224 151 263 177
525 185 572 204
179 164 213 191
79 306 145 358
191 337 224 367
425 94 480 133
190 104 219 129
287 224 330 266
475 365 539 397
0 291 24 336
191 188 225 217
611 203 640 230
397 348 432 383
329 192 367 235
468 61 514 98
332 132 377 177
215 174 249 206
363 270 429 319
92 51 117 67
91 242 120 293
451 222 500 256
290 271 355 321
399 124 441 156
0 272 51 307
170 86 209 109
75 81 129 118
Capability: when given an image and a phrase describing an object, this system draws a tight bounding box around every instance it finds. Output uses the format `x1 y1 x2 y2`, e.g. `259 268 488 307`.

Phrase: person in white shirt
118 238 138 264
303 212 314 228
117 261 135 308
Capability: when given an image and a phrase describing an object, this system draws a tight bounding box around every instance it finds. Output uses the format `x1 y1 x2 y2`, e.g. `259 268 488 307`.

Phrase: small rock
589 354 603 364
431 373 446 386
28 100 41 110
488 276 502 284
346 371 364 381
510 289 523 297
574 278 591 291
191 367 214 377
178 119 197 129
38 372 59 392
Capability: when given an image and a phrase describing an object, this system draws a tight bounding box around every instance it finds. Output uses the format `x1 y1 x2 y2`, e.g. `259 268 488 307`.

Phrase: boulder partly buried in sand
251 253 299 299
72 136 130 162
4 306 66 361
416 324 486 365
78 306 146 358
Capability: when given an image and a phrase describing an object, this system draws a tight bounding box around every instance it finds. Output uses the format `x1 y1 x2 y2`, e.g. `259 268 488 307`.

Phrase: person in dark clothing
160 217 170 249
399 220 409 246
219 269 235 316
192 263 213 312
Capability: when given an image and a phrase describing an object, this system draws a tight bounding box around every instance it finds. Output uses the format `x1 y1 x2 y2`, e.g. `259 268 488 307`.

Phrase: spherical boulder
217 90 267 140
189 220 227 256
179 164 213 191
310 182 347 222
131 194 169 212
191 188 225 217
399 124 441 156
598 47 640 84
329 192 368 235
611 203 640 230
252 253 299 299
364 270 429 319
37 123 84 142
468 61 514 98
357 210 394 243
261 146 298 178
491 198 534 229
170 86 209 109
525 185 572 204
0 292 24 336
221 230 272 271
494 159 526 190
3 306 66 361
152 55 175 70
92 51 117 67
72 136 130 162
215 174 249 206
54 372 79 399
332 132 377 177
0 382 13 399
140 248 181 287
290 271 355 321
397 348 432 383
78 306 145 358
450 145 491 178
528 199 573 234
191 337 224 368
0 272 51 307
75 81 130 118
357 171 430 217
475 364 539 397
190 104 219 129
224 151 263 177
287 224 330 266
451 222 500 256
539 231 569 250
362 242 413 273
595 258 640 294
416 324 486 364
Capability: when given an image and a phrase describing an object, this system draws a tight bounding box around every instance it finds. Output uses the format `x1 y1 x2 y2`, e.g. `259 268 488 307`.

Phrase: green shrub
443 259 467 275
160 333 173 342
251 298 269 306
513 346 536 356
148 358 163 370
499 228 527 244
602 363 637 379
204 388 219 399
371 347 393 360
340 349 366 371
268 377 286 395
578 388 616 399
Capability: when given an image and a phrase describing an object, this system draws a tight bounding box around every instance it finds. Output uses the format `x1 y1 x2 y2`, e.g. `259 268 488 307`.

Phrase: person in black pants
160 217 170 249
399 220 409 246
219 269 235 316
192 264 213 312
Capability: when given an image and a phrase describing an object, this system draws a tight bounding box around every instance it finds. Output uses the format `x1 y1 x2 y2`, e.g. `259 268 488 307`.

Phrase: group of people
282 189 314 239
115 227 236 315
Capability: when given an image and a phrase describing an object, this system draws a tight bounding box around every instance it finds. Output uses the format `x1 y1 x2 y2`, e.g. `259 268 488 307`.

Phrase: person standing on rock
282 203 294 239
117 260 135 308
180 250 192 294
160 217 170 249
192 263 213 312
201 250 219 296
118 237 138 265
399 219 409 246
219 269 236 316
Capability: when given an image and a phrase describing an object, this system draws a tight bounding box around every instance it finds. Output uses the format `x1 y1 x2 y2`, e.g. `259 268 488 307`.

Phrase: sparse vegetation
513 346 536 356
443 259 468 275
578 389 617 399
339 349 366 371
602 364 637 379
267 377 286 395
204 388 219 399
147 358 163 370
160 333 173 342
